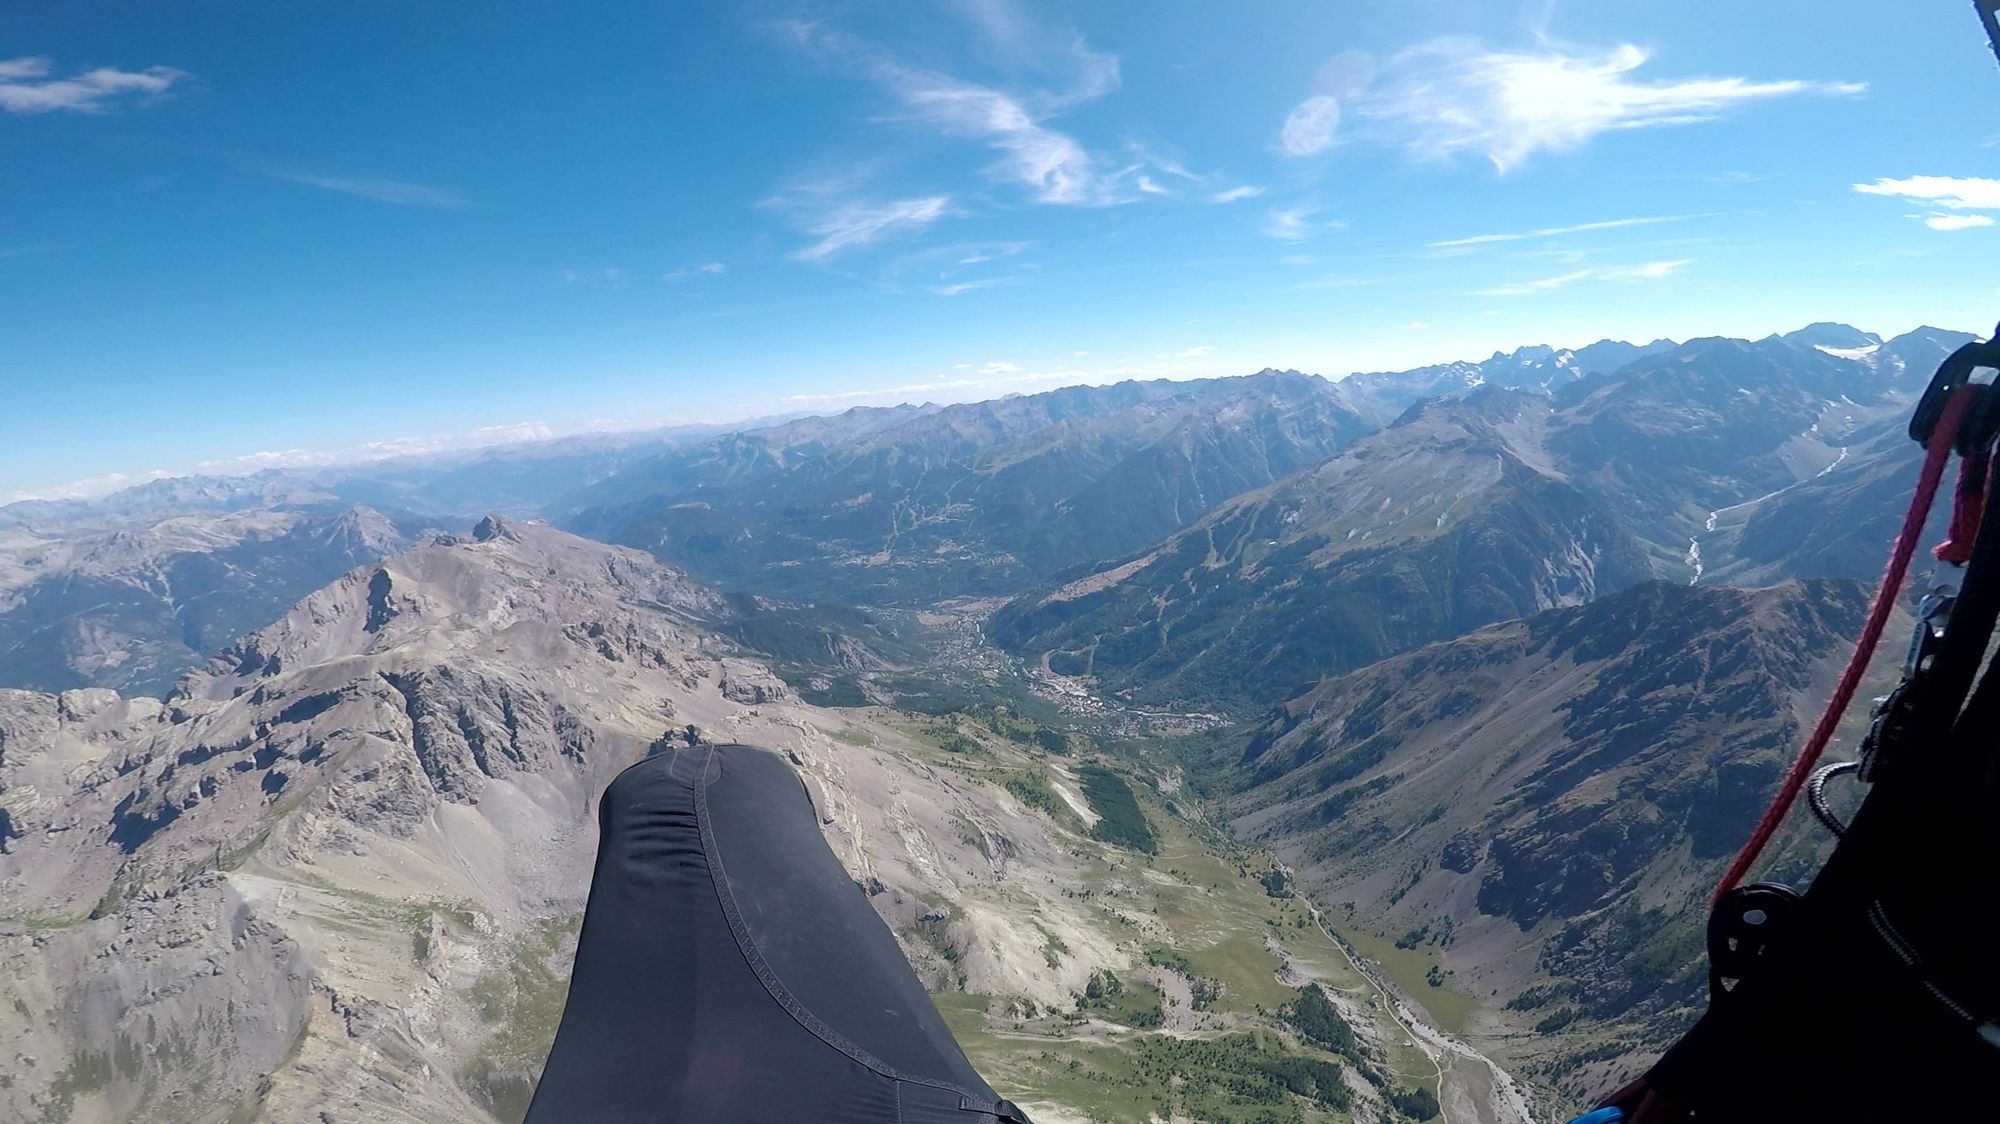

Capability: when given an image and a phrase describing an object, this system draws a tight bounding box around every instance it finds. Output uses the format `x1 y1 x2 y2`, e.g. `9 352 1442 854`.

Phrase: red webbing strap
1711 386 1977 906
1934 447 1991 565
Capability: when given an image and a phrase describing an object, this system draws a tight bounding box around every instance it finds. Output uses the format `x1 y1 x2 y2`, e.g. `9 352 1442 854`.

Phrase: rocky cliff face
0 520 1128 1123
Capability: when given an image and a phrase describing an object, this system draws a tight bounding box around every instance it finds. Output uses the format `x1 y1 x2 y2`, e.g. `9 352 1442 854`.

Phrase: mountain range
988 325 1969 711
0 320 1977 1123
10 324 1961 704
558 371 1379 604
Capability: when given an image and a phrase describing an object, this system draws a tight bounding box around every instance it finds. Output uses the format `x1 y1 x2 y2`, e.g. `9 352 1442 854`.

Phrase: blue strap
1567 1110 1624 1124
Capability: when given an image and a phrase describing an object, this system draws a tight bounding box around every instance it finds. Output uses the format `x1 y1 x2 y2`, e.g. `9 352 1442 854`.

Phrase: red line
1711 386 1977 905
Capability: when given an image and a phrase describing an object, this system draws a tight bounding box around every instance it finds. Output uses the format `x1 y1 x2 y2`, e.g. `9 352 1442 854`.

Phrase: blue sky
5 0 1999 498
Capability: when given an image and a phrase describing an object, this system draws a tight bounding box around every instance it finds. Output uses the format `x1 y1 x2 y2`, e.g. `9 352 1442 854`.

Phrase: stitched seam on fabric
693 744 1001 1112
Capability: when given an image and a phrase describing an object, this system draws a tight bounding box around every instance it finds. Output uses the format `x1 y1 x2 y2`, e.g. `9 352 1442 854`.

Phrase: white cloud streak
1924 213 1995 231
1210 185 1265 203
1854 175 2000 210
1477 258 1690 296
1479 269 1593 296
789 195 955 262
0 56 187 114
1599 258 1692 280
274 172 472 208
1309 38 1861 172
1261 205 1345 242
785 21 1128 206
886 68 1113 204
663 262 727 282
1430 213 1704 247
928 277 1022 296
954 242 1030 264
1855 177 2000 231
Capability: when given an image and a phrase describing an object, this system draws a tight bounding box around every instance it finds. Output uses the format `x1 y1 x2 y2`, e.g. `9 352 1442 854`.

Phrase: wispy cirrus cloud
1430 213 1708 248
1478 269 1594 296
1261 205 1345 242
0 56 187 115
1281 39 1860 173
273 171 472 208
782 17 1130 206
1854 176 2000 231
1600 259 1691 280
558 267 627 287
1210 185 1265 204
883 67 1114 205
950 242 1030 265
880 240 1035 294
771 190 957 262
928 276 1022 296
1476 258 1691 296
663 262 726 282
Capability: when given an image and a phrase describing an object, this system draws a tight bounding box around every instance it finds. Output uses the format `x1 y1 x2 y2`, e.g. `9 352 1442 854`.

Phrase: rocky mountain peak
200 519 724 692
1777 321 1882 349
321 504 403 551
1490 344 1559 365
1387 383 1539 431
471 513 515 542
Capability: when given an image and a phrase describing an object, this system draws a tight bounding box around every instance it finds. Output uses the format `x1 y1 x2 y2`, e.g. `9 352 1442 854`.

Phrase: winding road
1303 902 1539 1124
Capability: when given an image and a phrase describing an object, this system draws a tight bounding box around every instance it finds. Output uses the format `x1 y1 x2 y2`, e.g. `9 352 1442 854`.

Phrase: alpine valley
0 323 1965 1124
